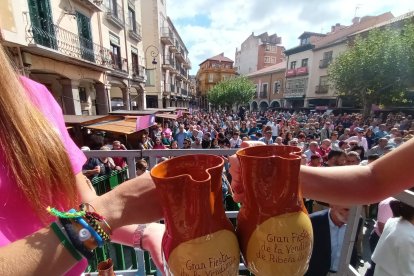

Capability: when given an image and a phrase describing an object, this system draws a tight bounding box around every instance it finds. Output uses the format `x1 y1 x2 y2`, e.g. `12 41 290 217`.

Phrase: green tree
329 23 414 118
207 76 256 110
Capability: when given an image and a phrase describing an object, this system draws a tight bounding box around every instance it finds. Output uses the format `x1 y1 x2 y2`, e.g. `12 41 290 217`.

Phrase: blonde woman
0 46 164 275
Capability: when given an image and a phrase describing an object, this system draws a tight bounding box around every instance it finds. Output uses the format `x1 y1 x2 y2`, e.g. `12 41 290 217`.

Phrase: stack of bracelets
47 203 112 260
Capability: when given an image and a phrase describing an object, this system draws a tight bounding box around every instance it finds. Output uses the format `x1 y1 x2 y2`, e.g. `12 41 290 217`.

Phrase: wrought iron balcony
315 85 329 94
127 19 142 42
160 27 174 45
183 57 192 69
319 58 332 68
26 19 113 68
105 2 124 28
72 0 103 12
180 67 187 77
132 65 145 82
162 55 176 71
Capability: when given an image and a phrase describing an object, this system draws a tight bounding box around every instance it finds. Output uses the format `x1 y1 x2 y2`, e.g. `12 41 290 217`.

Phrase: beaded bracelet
50 222 83 261
60 218 95 259
79 203 112 235
68 209 104 248
84 214 111 242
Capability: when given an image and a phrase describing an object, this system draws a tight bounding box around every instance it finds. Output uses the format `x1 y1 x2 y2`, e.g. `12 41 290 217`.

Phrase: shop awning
64 115 109 125
155 113 179 120
86 120 138 135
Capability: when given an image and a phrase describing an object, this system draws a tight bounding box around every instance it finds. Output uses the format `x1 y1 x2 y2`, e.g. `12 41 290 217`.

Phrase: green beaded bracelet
50 222 83 261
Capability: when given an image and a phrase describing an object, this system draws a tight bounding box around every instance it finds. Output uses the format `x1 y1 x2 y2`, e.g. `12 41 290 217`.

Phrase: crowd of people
94 107 412 276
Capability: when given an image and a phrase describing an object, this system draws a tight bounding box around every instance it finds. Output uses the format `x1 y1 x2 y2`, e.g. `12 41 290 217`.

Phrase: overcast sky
166 0 413 75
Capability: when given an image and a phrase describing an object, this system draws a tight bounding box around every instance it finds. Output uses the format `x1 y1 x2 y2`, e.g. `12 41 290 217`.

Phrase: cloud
166 0 413 75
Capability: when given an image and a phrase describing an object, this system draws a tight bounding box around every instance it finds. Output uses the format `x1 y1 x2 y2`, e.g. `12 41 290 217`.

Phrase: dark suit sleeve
305 210 331 276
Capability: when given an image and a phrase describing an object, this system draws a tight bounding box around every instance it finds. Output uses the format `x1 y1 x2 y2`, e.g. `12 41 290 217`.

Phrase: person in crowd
266 117 280 140
346 151 361 165
239 121 249 138
170 140 178 149
112 140 127 168
191 137 203 149
338 140 350 151
81 146 105 180
307 154 322 167
371 202 414 276
282 131 292 145
217 132 230 148
335 124 345 136
304 141 321 163
275 136 283 146
320 121 333 141
160 131 171 147
162 122 172 140
174 124 187 149
247 121 259 136
183 138 192 149
339 128 351 141
0 45 163 275
229 131 242 148
201 132 212 149
323 150 347 167
330 131 340 151
288 138 299 147
137 133 153 150
374 124 388 142
317 139 332 163
349 145 365 161
368 138 388 156
365 127 376 149
346 127 368 153
365 197 399 276
99 146 119 173
135 159 148 177
259 128 274 145
305 205 361 276
307 126 320 141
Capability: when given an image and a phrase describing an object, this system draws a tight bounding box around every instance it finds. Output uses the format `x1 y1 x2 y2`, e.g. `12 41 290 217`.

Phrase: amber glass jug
236 145 313 276
150 154 240 276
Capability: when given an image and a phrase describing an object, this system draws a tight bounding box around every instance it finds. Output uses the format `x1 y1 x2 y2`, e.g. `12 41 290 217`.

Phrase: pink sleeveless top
0 77 87 275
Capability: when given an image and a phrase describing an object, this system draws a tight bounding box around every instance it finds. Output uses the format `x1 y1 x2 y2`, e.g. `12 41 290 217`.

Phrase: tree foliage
329 22 414 117
207 76 256 109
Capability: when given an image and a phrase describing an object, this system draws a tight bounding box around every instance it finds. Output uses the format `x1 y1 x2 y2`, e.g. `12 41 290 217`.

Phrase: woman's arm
0 227 78 275
230 139 414 205
301 137 414 205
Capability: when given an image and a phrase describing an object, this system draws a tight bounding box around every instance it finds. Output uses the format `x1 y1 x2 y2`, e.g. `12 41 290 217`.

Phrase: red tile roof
246 61 286 76
201 52 234 64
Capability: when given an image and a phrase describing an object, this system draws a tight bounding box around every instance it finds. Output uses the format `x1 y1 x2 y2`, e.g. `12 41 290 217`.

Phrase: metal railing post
338 205 362 275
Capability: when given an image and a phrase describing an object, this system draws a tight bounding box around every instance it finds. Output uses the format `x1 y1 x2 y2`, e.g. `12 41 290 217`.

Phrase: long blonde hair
0 46 77 221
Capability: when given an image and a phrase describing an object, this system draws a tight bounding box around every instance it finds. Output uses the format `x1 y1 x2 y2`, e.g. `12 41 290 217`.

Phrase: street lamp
145 45 159 70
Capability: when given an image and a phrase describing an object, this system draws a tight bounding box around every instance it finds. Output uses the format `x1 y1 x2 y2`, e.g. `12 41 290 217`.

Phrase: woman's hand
228 140 265 203
142 223 165 273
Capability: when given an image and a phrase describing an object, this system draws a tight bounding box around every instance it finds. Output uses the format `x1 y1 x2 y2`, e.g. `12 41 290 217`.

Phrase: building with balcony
141 1 191 109
246 61 286 111
196 53 237 110
307 12 394 110
102 0 146 111
235 32 285 75
283 32 325 109
0 0 147 115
